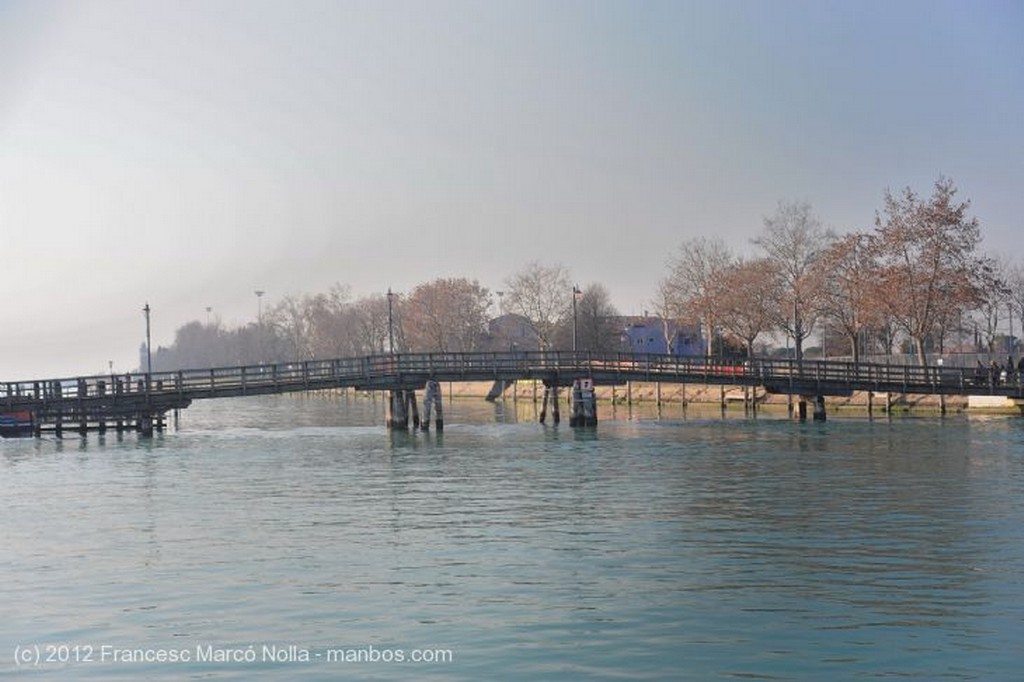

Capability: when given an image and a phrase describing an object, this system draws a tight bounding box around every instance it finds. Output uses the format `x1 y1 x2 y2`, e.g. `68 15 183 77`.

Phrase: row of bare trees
149 269 623 371
659 177 1010 367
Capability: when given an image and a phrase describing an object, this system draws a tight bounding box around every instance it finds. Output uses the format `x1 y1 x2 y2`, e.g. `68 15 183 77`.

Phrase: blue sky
1 0 1022 378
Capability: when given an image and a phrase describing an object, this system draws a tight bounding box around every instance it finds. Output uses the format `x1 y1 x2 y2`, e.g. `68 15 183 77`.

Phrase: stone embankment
435 380 1022 414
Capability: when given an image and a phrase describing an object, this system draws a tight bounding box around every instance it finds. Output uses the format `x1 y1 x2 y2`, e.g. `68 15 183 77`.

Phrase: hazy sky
1 0 1022 379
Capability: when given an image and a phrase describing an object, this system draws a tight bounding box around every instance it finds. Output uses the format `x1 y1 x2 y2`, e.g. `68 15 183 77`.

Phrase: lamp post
387 287 395 354
254 290 265 325
142 303 152 376
572 284 582 352
1010 300 1016 356
206 306 212 326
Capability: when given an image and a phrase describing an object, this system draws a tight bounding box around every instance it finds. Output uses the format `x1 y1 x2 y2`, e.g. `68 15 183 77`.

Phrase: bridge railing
3 352 1022 406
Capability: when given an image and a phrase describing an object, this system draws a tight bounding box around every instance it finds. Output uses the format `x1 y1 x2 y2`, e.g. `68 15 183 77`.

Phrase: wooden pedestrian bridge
2 351 1022 437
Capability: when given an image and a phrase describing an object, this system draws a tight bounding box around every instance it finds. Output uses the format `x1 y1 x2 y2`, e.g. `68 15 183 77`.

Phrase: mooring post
797 398 808 422
570 380 581 427
387 390 409 430
421 379 443 431
570 378 597 427
77 379 88 435
539 384 550 424
433 388 444 431
551 385 561 425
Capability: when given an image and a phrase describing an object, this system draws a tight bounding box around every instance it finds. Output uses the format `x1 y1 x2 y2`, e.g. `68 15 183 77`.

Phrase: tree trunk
914 335 929 380
704 316 715 356
849 332 860 364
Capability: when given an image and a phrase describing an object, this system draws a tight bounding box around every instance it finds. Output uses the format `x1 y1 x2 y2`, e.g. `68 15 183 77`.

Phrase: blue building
621 318 704 357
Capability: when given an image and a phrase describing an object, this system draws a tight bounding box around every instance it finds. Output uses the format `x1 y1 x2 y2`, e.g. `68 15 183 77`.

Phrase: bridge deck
3 352 1022 429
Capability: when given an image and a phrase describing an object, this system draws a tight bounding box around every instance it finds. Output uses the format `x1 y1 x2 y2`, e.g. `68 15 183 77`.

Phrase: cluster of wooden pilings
793 395 828 421
386 379 444 431
538 378 598 427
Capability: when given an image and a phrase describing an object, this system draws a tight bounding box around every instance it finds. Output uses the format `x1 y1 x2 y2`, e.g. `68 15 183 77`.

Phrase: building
479 313 542 352
621 317 704 357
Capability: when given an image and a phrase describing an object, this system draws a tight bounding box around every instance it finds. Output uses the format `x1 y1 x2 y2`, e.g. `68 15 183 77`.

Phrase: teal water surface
3 396 1024 680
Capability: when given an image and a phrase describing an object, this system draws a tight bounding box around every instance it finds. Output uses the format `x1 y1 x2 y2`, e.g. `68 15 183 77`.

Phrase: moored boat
0 410 34 438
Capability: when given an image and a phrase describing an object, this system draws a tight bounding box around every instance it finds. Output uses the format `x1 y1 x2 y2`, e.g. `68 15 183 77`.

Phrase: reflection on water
2 395 1024 680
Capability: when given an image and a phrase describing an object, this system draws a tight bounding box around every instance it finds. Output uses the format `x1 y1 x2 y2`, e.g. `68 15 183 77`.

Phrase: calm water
3 395 1024 680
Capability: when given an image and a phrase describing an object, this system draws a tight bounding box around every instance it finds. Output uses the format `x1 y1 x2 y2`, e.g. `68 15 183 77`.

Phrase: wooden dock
2 352 1022 436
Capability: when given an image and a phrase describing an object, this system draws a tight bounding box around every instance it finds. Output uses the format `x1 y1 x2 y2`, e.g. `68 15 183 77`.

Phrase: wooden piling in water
422 379 443 431
387 390 409 430
569 379 598 427
408 390 420 429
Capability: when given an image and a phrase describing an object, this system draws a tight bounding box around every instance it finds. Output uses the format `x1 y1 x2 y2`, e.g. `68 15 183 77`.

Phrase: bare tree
553 283 621 352
717 258 780 357
403 278 491 352
266 294 321 361
817 232 880 362
974 257 1012 353
650 280 676 352
504 262 573 349
753 200 834 361
315 284 360 358
351 293 393 354
1009 261 1024 350
873 177 994 367
660 237 734 355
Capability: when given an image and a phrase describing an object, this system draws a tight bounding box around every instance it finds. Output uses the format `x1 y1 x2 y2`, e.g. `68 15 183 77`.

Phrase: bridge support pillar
421 380 444 431
408 391 420 429
139 415 154 438
813 395 827 422
569 379 598 427
797 398 807 421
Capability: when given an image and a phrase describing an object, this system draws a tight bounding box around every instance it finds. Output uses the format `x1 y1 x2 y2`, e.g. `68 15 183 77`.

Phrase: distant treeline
146 274 623 371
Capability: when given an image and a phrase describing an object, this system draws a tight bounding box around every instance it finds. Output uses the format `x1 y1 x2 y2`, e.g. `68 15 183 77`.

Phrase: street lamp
387 287 395 354
572 284 582 352
254 290 265 325
206 306 213 326
142 302 152 376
